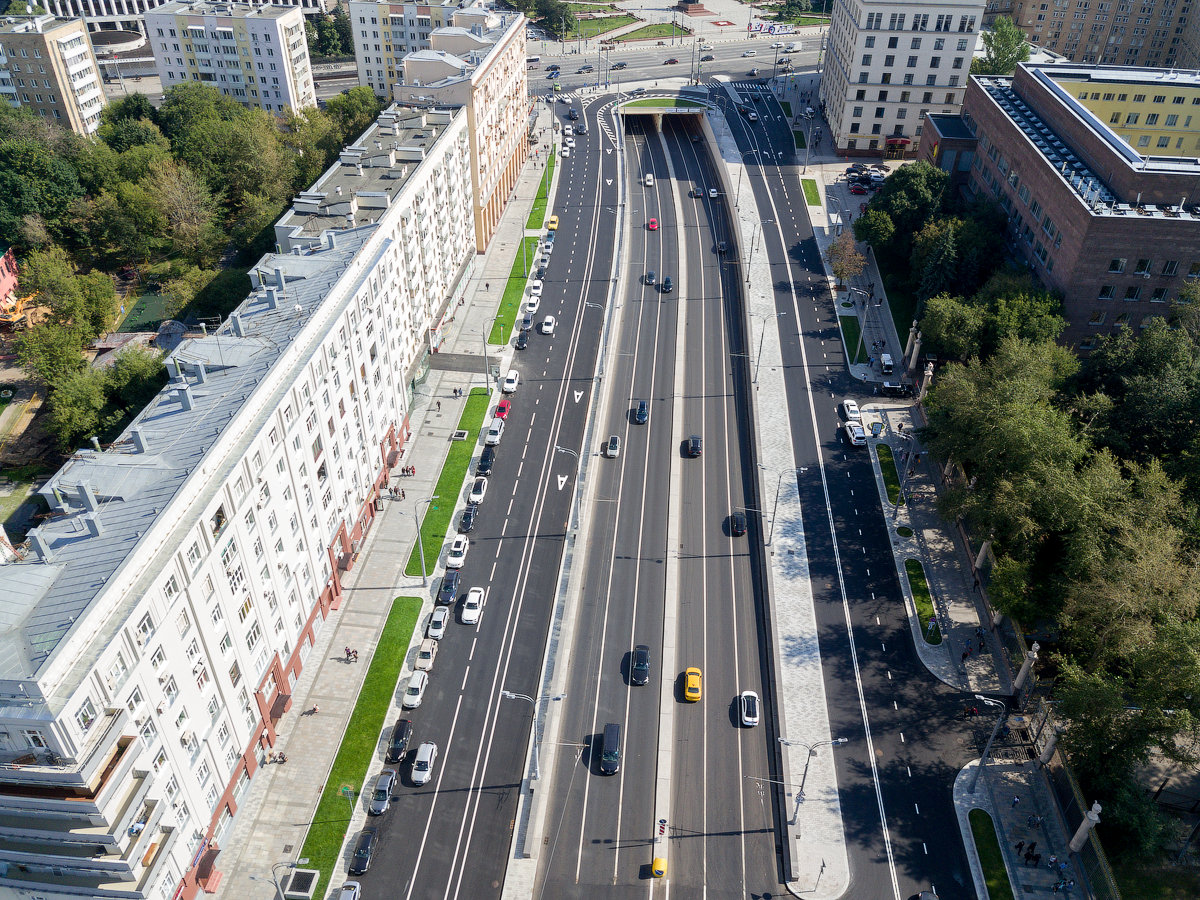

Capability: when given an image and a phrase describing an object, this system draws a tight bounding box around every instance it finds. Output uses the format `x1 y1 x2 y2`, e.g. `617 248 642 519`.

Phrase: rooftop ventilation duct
130 428 150 453
178 385 194 411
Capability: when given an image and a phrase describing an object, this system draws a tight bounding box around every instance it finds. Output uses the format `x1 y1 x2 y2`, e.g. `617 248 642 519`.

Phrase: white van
742 49 757 57
785 41 801 52
645 173 654 186
880 353 894 375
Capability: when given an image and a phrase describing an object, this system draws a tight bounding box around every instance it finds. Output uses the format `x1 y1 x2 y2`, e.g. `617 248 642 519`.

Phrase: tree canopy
971 17 1032 76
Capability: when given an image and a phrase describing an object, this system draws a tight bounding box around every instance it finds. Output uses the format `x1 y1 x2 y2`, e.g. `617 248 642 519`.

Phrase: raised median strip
905 558 943 645
526 146 557 231
489 236 540 344
968 808 1017 900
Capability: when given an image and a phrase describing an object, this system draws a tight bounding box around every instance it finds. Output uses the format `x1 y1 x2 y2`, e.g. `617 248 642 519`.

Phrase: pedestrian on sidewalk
961 649 969 662
1012 795 1022 809
1027 841 1037 855
1015 841 1025 855
400 489 405 501
1047 854 1057 868
1024 850 1034 866
485 282 490 291
436 400 442 412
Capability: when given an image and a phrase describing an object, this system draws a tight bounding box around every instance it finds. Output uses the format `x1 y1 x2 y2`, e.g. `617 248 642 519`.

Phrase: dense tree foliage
971 17 1032 76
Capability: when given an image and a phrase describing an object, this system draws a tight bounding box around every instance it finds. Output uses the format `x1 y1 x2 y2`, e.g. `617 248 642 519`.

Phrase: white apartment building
39 0 332 36
0 15 106 134
0 103 473 900
396 10 527 249
820 0 985 156
145 0 315 113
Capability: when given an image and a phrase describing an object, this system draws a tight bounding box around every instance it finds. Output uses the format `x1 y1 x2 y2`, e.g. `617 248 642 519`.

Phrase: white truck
785 40 801 52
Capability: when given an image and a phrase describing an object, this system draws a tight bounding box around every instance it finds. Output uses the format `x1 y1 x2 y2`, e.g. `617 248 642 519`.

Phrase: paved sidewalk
214 102 556 900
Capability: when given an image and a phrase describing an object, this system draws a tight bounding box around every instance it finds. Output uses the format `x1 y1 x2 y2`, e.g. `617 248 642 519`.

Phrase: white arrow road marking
574 390 584 403
606 179 613 185
557 474 569 490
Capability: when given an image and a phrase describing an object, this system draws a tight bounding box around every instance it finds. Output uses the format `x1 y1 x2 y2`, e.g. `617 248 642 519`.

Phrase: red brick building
959 63 1200 349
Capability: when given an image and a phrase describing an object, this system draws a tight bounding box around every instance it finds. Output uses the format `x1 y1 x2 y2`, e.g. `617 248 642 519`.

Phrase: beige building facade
0 15 106 134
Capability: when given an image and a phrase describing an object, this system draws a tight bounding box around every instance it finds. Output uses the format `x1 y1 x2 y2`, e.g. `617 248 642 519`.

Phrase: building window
862 54 873 65
1135 258 1151 274
1098 285 1115 300
1109 258 1127 273
1125 286 1143 301
75 699 97 732
1151 288 1169 302
1088 310 1107 325
1137 136 1151 147
908 55 918 67
1162 260 1179 276
229 661 242 686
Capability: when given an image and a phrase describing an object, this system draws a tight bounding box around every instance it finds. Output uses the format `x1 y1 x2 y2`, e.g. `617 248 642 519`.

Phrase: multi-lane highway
351 86 619 900
533 103 784 898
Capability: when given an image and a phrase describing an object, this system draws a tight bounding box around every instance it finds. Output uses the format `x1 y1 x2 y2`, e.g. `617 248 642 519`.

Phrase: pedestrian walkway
213 102 556 900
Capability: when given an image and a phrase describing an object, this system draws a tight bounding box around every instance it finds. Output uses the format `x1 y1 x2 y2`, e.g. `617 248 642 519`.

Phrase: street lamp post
413 496 439 587
891 431 914 521
968 695 1008 794
801 110 815 173
500 690 565 781
248 859 310 900
758 463 802 545
482 317 497 394
778 737 848 824
750 310 785 384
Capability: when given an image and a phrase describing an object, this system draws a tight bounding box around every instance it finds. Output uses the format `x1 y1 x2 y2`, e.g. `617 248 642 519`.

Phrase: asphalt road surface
352 91 619 900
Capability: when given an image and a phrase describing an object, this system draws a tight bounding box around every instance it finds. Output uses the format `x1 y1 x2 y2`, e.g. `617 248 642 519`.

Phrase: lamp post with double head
778 737 848 824
413 496 439 587
968 695 1008 794
501 690 565 781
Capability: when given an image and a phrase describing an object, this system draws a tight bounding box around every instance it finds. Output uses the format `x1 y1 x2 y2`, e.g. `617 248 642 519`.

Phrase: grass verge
906 558 942 644
969 809 1016 900
779 101 792 117
299 595 423 900
802 178 821 206
526 146 557 230
1113 857 1200 899
896 525 913 537
793 129 807 149
876 443 904 506
573 13 637 38
490 236 540 344
838 314 865 364
404 389 491 577
614 22 691 41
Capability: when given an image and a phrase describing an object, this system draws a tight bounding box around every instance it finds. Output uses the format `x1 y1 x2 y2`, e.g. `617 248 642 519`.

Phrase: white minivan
645 173 654 186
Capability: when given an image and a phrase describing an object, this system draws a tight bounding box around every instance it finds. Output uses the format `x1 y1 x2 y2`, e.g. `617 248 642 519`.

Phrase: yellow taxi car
684 667 702 702
547 215 559 230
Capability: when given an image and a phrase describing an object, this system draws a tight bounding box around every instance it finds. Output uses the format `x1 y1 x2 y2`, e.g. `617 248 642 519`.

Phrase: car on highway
635 399 649 424
686 434 702 457
576 121 587 134
742 49 757 57
778 56 791 65
747 110 759 122
415 638 438 672
842 399 861 421
631 644 651 685
578 64 593 73
427 606 450 641
542 315 556 335
748 67 759 76
605 434 621 458
699 42 712 50
459 503 478 534
476 447 495 476
386 718 413 763
502 370 520 392
664 57 679 64
599 723 622 775
463 587 484 625
468 476 488 504
495 398 511 420
701 54 715 61
661 275 673 293
547 215 559 230
565 137 575 149
348 829 377 874
529 278 544 295
849 183 868 195
647 217 658 231
547 71 559 79
684 667 702 701
612 61 627 69
631 86 646 95
402 671 428 709
739 690 760 727
560 147 570 159
708 187 719 199
568 108 579 120
524 297 540 316
445 533 469 568
717 240 727 254
844 421 867 446
338 883 362 900
547 63 560 71
485 418 504 446
515 329 529 350
563 124 572 136
730 510 748 536
412 741 438 785
437 571 461 605
368 769 396 815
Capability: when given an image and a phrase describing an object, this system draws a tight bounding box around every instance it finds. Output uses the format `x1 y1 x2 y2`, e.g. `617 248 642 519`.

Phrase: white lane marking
460 667 471 691
489 562 497 581
900 733 905 743
574 389 584 402
915 803 921 815
517 462 524 478
469 638 477 661
506 498 514 516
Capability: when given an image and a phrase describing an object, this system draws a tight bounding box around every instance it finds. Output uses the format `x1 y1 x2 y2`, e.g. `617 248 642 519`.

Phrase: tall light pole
750 310 785 384
801 110 815 173
891 432 914 521
413 496 439 586
500 690 565 781
482 317 497 393
248 859 309 900
968 695 1008 795
778 737 848 824
758 463 802 545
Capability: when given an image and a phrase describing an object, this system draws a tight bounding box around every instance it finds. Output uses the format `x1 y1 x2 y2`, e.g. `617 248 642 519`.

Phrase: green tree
919 293 985 361
970 17 1031 76
332 6 354 53
104 345 167 425
913 219 959 304
824 230 866 285
47 366 106 451
15 323 85 386
324 88 383 147
87 181 165 266
161 265 217 319
317 15 344 56
229 193 287 257
147 158 222 264
852 207 894 250
0 136 85 244
862 160 947 263
537 0 576 37
973 268 1066 355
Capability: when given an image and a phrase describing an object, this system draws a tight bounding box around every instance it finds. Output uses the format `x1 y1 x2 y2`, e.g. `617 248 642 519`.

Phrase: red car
648 218 659 231
849 183 868 195
495 398 511 419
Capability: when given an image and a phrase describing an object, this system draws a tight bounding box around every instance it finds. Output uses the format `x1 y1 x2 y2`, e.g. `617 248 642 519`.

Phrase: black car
348 829 377 875
880 381 914 398
547 64 560 71
730 511 748 536
576 121 587 134
515 330 529 350
645 270 656 286
635 399 649 424
611 61 627 70
717 240 727 254
476 446 495 476
701 54 714 61
568 108 579 120
437 571 461 605
386 718 413 763
536 265 546 279
459 503 479 534
661 275 673 293
686 435 703 457
631 644 651 685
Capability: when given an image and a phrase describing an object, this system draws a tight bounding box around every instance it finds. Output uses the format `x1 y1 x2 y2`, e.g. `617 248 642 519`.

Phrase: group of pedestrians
344 646 359 662
399 465 417 477
388 486 406 501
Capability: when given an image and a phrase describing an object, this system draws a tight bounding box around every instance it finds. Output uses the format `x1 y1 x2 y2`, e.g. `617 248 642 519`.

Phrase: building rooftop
927 113 975 141
0 14 81 35
150 0 303 21
275 106 460 241
0 105 454 698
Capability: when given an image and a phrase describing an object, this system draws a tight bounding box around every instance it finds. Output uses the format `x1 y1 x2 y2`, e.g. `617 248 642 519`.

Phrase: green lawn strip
802 179 821 206
793 129 807 150
896 525 913 537
572 14 637 38
968 809 1017 900
876 443 904 506
299 596 423 900
906 558 942 645
623 97 706 108
838 314 865 364
526 147 557 230
780 101 792 117
883 275 918 344
613 22 691 41
489 236 540 344
404 389 491 576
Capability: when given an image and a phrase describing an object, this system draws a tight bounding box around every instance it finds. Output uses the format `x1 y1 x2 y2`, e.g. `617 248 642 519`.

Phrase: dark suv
459 503 478 533
631 644 651 685
349 829 377 875
635 400 649 425
438 571 461 605
386 718 413 763
477 446 495 476
686 435 703 457
880 381 914 398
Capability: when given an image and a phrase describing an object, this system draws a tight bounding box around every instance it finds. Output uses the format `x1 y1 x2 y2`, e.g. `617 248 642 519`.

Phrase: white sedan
468 476 488 505
843 421 867 446
529 279 544 296
445 533 469 568
842 399 861 421
485 418 505 446
565 137 576 149
401 670 428 709
427 606 450 640
502 370 520 393
524 297 541 316
542 315 556 335
708 187 719 199
462 587 484 625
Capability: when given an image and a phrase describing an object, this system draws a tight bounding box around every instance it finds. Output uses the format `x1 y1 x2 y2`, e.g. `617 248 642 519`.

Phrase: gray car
368 769 396 815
